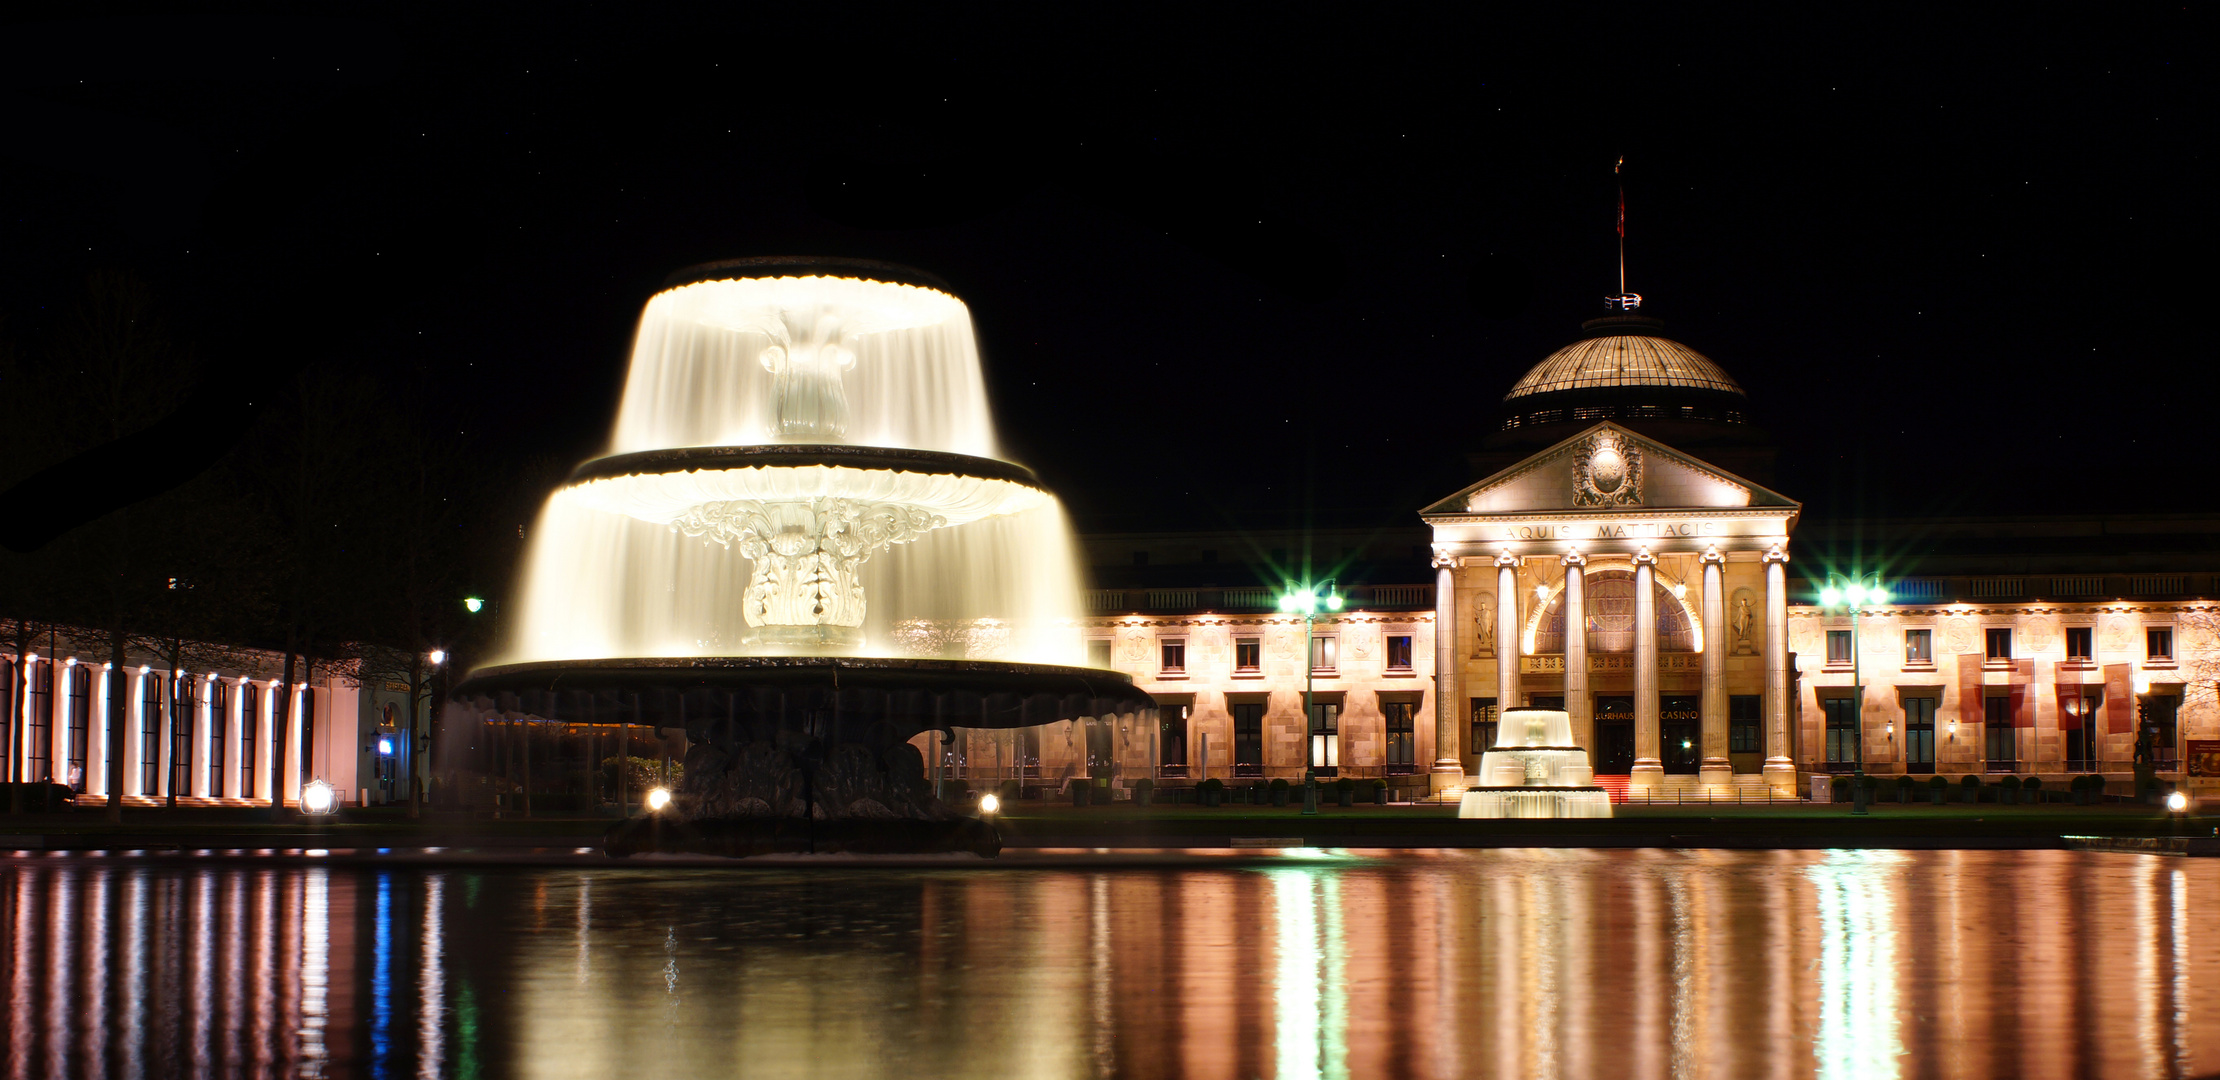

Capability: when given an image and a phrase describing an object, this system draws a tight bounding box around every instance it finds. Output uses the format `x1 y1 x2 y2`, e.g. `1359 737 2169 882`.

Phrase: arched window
1532 569 1694 654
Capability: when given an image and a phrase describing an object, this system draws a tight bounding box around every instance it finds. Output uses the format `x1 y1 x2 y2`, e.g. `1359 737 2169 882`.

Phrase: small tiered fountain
1457 707 1613 819
455 257 1154 855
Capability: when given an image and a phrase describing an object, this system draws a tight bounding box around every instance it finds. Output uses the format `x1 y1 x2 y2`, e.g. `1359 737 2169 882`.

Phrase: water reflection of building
1040 299 2218 798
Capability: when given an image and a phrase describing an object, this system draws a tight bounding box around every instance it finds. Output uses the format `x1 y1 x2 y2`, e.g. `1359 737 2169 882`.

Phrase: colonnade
7 654 313 805
1434 544 1797 793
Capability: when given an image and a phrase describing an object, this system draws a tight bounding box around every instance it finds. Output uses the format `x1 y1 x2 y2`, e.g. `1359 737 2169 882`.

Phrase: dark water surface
3 848 2215 1079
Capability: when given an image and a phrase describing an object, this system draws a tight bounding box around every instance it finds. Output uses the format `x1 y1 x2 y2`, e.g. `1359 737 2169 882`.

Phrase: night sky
2 7 2209 547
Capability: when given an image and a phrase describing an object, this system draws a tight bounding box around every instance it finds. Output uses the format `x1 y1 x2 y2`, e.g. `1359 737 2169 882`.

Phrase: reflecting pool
3 849 2216 1079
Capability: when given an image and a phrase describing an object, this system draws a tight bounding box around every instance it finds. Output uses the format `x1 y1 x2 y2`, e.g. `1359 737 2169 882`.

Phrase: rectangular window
1160 705 1188 773
1985 628 2012 660
1310 634 1338 672
298 690 316 789
1470 698 1498 755
1386 634 1414 671
27 662 52 783
141 676 163 795
207 681 228 798
2142 696 2180 766
171 675 195 797
2066 627 2094 661
1904 695 1937 769
239 684 259 798
1231 703 1264 777
1383 701 1416 773
1826 630 1852 664
1728 694 1762 753
1823 697 1858 765
1234 637 1261 673
2148 627 2174 662
1159 640 1185 675
1308 702 1340 773
1984 696 2015 769
1905 628 1932 664
66 666 89 790
1086 639 1112 668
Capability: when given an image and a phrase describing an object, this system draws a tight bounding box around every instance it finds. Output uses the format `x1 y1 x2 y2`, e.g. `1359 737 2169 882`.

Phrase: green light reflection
1807 850 1906 1080
1270 866 1348 1080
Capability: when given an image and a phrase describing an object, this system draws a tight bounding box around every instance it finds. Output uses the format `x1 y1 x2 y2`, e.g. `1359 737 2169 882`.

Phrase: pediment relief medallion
1943 617 1978 655
2020 616 2058 655
1572 431 1643 507
2101 615 2135 654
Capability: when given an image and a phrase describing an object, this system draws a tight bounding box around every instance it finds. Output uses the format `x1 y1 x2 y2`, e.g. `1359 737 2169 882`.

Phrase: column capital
1763 543 1790 565
1493 550 1520 569
1430 546 1458 570
1700 544 1726 565
1631 545 1658 566
1560 549 1588 568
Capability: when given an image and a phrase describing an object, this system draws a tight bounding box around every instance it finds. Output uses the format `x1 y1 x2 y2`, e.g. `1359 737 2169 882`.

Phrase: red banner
2103 663 2134 734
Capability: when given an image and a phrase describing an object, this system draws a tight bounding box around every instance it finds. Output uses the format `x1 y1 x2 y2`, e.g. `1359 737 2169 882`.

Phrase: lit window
1159 640 1185 675
1985 628 2012 660
1310 634 1338 672
1234 637 1261 673
2065 627 2093 661
1386 634 1414 671
2148 627 2173 661
1826 630 1853 664
1904 629 1932 664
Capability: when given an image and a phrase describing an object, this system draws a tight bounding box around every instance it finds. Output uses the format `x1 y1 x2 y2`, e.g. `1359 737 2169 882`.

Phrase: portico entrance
1423 421 1804 794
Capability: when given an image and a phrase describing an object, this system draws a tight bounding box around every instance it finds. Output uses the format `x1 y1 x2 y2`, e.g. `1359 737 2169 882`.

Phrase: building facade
2 631 390 810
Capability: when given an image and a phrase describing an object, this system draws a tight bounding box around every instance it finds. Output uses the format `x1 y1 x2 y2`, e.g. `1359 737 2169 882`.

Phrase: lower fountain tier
455 656 1157 742
1457 787 1614 819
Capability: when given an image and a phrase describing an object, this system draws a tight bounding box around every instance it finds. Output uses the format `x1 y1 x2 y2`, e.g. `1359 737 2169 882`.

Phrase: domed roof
1504 316 1744 402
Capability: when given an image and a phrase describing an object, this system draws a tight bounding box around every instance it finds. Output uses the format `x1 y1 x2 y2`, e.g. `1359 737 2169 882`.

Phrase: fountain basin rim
1466 785 1611 792
660 256 955 294
1482 745 1589 753
567 445 1044 490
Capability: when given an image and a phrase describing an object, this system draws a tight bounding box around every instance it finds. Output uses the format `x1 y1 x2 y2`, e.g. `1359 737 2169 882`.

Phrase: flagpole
1615 155 1626 297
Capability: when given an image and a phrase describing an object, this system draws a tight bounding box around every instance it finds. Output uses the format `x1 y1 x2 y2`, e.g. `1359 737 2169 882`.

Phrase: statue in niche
1730 589 1757 654
1473 592 1497 658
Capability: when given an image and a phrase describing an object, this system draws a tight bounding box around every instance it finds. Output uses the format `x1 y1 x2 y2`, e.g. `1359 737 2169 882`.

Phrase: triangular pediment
1420 422 1799 518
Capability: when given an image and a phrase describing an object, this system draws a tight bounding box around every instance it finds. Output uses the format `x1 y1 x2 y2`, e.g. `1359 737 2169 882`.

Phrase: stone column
1562 552 1590 752
1429 555 1464 792
1496 553 1522 718
1762 545 1796 793
1699 550 1732 788
1631 550 1663 790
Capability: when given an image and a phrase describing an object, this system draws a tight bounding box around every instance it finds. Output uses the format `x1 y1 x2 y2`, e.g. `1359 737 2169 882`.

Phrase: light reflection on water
1 849 2217 1079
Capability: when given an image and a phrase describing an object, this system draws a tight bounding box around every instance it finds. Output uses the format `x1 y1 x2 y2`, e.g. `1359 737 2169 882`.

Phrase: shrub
942 778 971 801
1998 775 2021 794
1960 774 1982 804
1197 777 1225 793
1133 777 1155 806
1268 778 1291 806
1334 777 1356 793
1928 775 1950 790
1895 776 1918 803
1269 777 1291 791
1830 776 1853 802
2021 776 2043 803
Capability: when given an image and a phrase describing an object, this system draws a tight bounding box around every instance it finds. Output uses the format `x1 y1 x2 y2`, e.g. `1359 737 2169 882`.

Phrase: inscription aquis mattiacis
1496 520 1727 541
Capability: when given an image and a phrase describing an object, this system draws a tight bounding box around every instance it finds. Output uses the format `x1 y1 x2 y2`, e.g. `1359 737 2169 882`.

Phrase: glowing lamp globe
646 787 673 812
301 779 338 815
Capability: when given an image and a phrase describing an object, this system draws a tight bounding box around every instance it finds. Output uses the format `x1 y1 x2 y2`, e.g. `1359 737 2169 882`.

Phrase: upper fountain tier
603 257 1003 462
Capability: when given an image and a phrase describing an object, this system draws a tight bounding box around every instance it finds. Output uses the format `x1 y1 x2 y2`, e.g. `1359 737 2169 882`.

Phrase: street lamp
1280 578 1344 815
1819 573 1888 815
463 597 485 614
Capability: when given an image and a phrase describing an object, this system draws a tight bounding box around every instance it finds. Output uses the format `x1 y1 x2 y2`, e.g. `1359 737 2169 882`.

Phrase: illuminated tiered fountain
1457 707 1613 819
456 257 1154 854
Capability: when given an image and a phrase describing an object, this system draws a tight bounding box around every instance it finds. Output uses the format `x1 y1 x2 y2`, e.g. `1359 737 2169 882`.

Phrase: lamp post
1819 573 1888 816
1279 579 1343 815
